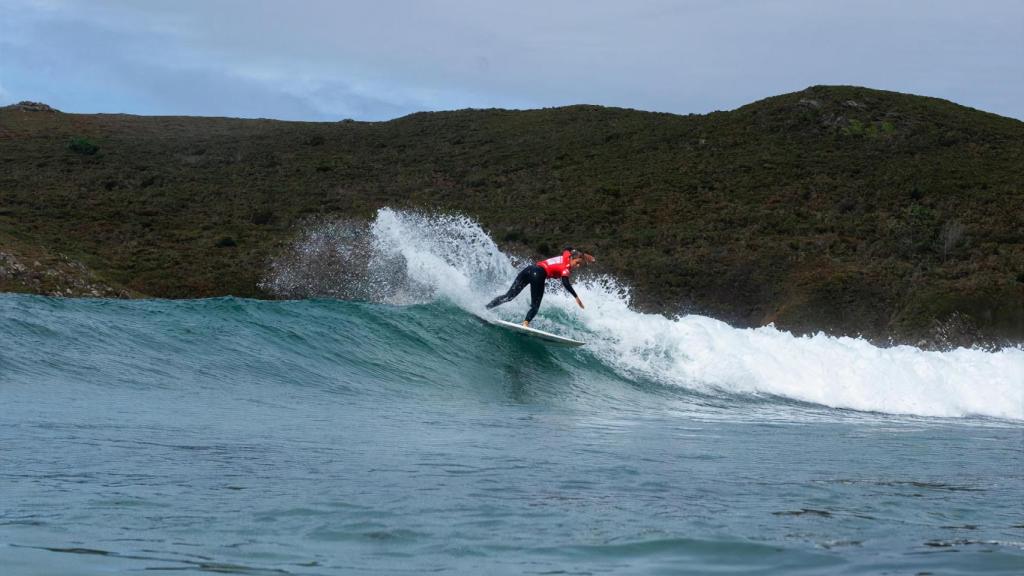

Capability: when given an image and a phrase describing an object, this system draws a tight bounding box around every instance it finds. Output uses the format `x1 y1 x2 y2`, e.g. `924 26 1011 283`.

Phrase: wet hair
564 246 595 265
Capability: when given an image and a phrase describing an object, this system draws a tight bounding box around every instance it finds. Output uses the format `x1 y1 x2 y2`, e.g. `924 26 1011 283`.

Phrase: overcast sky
2 0 1021 121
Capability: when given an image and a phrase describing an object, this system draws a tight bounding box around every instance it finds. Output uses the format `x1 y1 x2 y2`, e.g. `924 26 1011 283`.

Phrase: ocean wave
3 208 1021 421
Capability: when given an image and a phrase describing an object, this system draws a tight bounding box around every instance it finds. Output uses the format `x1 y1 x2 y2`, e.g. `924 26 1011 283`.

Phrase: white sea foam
368 208 1024 420
369 208 515 308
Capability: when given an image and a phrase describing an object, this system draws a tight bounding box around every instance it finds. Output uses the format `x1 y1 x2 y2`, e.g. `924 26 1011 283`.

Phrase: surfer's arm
562 277 584 308
561 276 578 298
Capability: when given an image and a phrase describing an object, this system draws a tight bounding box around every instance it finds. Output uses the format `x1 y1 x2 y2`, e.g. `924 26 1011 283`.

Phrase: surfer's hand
576 297 585 309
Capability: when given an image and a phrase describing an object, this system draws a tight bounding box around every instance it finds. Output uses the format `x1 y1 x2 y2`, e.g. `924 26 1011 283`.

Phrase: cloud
0 6 416 119
1 0 1021 120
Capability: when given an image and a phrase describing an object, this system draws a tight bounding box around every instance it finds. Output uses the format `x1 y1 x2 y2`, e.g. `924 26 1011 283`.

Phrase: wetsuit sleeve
561 276 578 298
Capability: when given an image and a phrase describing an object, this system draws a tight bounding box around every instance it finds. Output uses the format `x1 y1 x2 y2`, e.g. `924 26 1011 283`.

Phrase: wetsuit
485 250 578 322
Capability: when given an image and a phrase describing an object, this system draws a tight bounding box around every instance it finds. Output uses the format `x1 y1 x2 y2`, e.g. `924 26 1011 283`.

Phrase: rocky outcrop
6 101 59 113
0 249 128 298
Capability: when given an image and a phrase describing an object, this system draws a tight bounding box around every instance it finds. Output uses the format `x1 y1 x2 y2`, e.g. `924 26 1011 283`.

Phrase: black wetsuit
485 265 578 322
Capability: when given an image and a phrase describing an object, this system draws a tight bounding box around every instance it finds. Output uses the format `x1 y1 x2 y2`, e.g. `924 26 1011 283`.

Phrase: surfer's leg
486 268 530 309
525 267 546 322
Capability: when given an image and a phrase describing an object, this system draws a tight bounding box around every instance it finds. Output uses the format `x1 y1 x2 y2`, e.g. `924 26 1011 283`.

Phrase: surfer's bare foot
522 320 530 327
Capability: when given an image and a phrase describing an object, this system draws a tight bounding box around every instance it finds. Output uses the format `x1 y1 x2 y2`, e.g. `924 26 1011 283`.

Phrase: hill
1 86 1022 347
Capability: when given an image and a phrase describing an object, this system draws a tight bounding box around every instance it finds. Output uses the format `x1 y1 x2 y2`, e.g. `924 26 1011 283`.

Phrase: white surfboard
486 318 586 347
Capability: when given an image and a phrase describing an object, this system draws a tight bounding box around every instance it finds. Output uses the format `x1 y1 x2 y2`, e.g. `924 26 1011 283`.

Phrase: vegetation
0 86 1021 347
67 136 99 155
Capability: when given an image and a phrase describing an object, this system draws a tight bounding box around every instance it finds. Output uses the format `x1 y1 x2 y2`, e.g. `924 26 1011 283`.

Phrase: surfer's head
568 248 595 267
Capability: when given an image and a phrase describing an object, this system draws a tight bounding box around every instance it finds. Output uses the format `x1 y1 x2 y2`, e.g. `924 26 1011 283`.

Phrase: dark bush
68 137 98 155
252 210 276 225
502 229 525 243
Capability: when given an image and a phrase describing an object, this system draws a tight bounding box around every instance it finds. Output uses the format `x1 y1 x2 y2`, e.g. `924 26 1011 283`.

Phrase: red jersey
537 250 573 279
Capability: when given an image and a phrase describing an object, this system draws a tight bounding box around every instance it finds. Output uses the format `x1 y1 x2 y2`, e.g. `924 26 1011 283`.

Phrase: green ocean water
1 294 1022 575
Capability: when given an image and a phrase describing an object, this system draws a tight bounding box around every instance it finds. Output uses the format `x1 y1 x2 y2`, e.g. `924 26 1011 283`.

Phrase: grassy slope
1 86 1022 346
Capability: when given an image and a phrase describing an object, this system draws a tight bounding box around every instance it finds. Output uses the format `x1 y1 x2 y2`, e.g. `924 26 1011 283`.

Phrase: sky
1 0 1022 121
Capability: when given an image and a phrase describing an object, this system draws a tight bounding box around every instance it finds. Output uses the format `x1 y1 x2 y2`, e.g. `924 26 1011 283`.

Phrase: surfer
486 248 595 327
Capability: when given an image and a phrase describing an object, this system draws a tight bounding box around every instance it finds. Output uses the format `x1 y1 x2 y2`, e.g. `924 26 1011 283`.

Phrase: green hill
1 86 1022 347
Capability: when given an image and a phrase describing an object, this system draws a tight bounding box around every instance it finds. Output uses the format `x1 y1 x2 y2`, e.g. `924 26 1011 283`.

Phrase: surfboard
486 318 586 347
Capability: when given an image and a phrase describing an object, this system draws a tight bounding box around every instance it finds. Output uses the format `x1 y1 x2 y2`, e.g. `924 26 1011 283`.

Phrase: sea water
2 210 1022 574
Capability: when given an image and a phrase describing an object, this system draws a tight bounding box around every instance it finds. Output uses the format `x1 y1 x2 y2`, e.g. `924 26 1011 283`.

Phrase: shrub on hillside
68 137 98 155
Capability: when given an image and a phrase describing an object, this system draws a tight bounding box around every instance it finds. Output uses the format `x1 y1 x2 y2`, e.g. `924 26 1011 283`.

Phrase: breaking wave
254 208 1024 420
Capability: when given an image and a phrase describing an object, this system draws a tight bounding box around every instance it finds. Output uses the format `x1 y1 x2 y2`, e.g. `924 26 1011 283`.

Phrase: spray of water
264 208 1024 420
